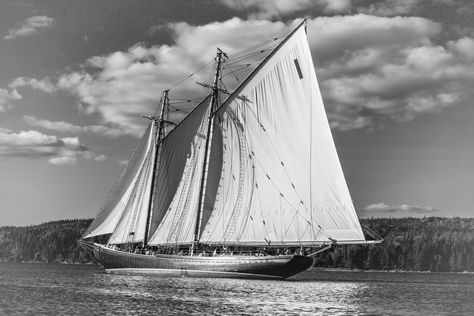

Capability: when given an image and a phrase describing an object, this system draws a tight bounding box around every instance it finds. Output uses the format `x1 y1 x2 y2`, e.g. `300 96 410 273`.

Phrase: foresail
200 24 365 246
148 103 211 245
107 125 155 244
146 95 212 245
82 124 154 239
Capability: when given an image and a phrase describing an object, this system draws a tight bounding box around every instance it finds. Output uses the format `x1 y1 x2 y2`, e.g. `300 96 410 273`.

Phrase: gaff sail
199 23 366 246
146 96 212 245
147 102 211 245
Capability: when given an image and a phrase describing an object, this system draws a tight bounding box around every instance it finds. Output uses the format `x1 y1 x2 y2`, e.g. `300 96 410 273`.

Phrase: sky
1 0 473 226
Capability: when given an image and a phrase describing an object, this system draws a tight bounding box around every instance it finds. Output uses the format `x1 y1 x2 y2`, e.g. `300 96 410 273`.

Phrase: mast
192 48 226 253
143 90 169 246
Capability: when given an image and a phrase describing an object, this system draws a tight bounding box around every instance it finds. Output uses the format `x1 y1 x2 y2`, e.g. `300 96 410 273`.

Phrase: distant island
0 217 472 272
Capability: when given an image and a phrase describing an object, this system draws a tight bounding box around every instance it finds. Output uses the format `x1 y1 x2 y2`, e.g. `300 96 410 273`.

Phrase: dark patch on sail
293 58 303 79
200 119 223 235
149 96 211 238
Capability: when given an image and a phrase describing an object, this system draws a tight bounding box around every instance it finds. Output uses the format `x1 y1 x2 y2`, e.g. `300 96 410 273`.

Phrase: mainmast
192 48 226 253
143 90 169 246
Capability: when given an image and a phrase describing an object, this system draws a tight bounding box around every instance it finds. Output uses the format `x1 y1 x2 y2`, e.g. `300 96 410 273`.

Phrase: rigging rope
236 117 334 242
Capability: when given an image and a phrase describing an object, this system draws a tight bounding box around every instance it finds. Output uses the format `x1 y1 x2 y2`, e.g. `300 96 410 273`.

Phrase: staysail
199 22 365 246
82 123 155 239
107 126 155 244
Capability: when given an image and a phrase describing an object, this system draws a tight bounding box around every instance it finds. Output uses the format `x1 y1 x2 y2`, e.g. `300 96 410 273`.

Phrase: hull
92 244 313 279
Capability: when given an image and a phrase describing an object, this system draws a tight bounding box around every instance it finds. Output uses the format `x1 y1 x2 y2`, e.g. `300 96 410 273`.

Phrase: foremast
143 90 169 246
192 48 227 254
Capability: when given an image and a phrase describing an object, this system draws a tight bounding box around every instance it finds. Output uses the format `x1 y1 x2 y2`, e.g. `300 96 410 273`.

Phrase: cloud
117 159 128 166
357 0 420 16
306 15 474 130
448 37 474 61
17 18 291 136
4 15 55 40
359 202 439 218
219 0 351 18
94 154 107 162
10 16 474 132
0 127 13 133
307 15 441 60
10 77 56 93
54 46 188 136
23 115 123 137
0 129 103 165
0 87 22 112
321 0 351 13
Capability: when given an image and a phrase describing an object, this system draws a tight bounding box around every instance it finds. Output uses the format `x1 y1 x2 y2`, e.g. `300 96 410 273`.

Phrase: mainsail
199 23 365 246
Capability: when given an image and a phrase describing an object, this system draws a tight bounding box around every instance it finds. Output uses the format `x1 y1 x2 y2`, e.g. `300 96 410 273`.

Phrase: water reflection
84 273 372 315
1 263 473 315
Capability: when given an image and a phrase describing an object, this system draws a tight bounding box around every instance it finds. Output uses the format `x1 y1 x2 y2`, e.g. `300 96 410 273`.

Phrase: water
1 263 473 315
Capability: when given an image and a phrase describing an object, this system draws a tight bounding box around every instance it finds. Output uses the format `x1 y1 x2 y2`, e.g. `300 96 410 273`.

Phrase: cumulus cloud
448 37 474 61
306 15 474 130
322 0 352 13
54 45 195 136
308 15 441 60
0 129 103 165
359 202 439 218
10 16 474 132
0 87 22 112
23 115 123 137
4 15 55 40
94 154 107 162
357 0 420 16
0 127 13 133
10 77 56 93
15 18 291 136
220 0 351 18
117 159 128 166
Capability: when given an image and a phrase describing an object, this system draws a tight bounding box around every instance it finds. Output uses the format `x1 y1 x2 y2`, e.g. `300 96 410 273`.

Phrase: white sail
82 124 154 239
107 125 155 244
200 25 365 246
146 96 212 243
147 104 211 245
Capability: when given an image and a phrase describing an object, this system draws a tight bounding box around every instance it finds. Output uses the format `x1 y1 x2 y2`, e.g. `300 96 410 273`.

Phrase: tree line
0 219 93 263
314 217 474 272
1 217 473 272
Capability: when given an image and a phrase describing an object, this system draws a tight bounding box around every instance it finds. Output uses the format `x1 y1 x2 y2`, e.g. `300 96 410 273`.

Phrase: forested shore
0 217 473 272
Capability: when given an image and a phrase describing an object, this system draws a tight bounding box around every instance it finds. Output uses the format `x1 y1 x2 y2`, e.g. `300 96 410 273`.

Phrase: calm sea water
0 263 473 315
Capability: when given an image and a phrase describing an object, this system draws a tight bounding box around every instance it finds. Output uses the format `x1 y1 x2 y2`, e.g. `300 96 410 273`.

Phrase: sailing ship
79 20 381 279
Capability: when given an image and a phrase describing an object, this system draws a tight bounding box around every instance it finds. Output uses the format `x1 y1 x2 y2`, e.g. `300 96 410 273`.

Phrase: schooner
80 20 381 279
